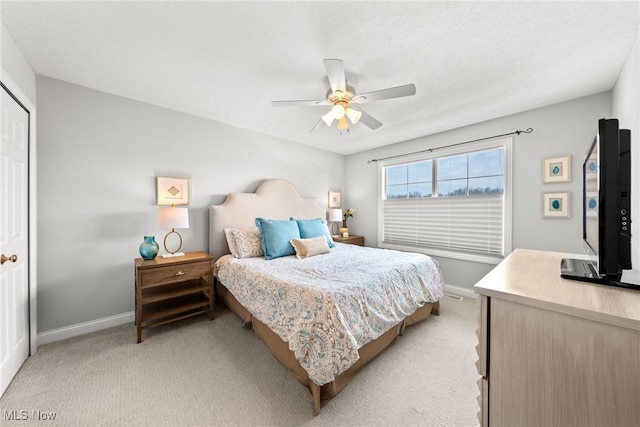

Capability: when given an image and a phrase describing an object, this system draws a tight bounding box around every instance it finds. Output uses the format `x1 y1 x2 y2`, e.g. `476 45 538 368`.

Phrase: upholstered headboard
209 179 325 261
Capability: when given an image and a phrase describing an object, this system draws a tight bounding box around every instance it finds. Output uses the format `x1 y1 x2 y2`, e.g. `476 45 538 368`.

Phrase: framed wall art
542 155 571 183
543 192 570 218
328 191 341 208
156 176 190 206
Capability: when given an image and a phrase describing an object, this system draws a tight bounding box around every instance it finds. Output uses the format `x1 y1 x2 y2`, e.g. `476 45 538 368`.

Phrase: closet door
0 82 30 397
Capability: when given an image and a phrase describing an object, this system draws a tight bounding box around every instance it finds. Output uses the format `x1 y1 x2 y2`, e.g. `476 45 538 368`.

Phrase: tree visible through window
385 148 504 198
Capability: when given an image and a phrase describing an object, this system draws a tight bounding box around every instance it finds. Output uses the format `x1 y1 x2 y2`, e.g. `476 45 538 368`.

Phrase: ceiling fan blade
324 58 346 94
358 110 383 130
272 99 331 107
352 83 416 103
310 118 326 133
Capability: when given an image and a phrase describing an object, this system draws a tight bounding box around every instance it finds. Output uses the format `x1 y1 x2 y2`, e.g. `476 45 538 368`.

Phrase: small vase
340 219 349 237
139 236 159 260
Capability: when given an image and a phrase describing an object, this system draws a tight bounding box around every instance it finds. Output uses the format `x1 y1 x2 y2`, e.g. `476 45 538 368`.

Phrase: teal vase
139 236 159 260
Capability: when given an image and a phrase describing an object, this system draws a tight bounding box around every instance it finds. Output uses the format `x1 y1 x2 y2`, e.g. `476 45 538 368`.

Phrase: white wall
612 36 639 284
345 92 612 290
36 76 345 334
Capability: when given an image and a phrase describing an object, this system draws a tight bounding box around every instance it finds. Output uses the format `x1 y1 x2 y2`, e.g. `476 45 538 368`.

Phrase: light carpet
0 295 480 427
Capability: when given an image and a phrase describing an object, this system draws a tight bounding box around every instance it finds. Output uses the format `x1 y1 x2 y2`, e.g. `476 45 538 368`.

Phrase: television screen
561 118 636 290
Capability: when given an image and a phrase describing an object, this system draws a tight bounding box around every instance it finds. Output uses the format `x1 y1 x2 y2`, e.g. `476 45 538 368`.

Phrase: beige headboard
209 179 325 261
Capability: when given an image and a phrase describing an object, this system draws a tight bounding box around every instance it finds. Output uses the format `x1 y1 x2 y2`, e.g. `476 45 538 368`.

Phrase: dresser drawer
140 261 211 288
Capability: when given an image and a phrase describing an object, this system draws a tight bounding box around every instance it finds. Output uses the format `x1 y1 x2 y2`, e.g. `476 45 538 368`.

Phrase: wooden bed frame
209 179 441 415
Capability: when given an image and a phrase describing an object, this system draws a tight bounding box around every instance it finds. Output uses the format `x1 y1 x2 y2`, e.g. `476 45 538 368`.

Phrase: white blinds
382 194 504 256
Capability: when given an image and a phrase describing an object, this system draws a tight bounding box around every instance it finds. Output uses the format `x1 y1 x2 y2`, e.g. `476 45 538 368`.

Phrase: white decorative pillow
224 228 239 258
290 236 331 259
230 229 264 258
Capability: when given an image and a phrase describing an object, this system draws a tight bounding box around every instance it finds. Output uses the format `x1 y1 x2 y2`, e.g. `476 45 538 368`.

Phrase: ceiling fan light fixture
321 111 335 126
345 107 361 124
271 59 416 133
331 104 346 120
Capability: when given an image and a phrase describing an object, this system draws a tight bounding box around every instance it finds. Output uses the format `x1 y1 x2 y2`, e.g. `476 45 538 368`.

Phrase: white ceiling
2 1 638 155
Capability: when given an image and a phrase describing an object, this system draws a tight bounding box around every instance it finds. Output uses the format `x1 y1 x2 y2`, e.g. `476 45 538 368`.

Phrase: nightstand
333 234 364 246
134 251 214 343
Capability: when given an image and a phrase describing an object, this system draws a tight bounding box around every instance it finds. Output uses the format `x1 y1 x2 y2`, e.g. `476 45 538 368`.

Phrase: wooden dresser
474 248 640 427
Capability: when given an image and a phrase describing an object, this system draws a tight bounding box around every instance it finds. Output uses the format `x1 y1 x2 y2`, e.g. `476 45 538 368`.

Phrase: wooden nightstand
333 234 364 246
134 251 214 343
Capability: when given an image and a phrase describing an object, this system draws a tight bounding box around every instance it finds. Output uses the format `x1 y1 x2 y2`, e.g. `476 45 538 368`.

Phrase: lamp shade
321 110 335 126
327 208 343 222
157 207 189 229
345 107 362 124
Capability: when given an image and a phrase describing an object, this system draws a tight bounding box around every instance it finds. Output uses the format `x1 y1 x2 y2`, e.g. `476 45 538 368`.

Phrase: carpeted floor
0 295 480 427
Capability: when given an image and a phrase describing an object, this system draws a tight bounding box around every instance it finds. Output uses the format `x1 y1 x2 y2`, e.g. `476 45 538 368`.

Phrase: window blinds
382 194 504 256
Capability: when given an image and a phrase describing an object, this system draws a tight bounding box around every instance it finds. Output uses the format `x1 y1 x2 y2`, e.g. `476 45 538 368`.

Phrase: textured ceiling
1 1 638 155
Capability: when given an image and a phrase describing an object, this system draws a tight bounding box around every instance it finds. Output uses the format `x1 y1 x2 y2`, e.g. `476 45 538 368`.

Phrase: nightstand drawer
140 262 211 288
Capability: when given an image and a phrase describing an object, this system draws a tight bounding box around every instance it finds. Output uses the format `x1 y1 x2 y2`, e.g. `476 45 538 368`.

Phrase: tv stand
560 257 640 291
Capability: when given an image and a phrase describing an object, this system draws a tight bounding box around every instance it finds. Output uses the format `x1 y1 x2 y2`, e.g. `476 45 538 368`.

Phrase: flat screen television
561 118 636 290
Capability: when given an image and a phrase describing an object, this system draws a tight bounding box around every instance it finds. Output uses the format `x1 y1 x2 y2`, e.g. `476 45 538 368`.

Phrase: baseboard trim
444 284 478 300
37 311 134 347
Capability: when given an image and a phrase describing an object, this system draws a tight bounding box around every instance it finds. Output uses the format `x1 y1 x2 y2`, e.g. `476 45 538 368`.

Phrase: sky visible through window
386 148 504 198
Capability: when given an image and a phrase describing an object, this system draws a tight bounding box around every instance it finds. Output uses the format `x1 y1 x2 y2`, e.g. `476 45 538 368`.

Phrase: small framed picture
328 191 341 208
543 192 570 218
542 155 571 183
156 177 190 206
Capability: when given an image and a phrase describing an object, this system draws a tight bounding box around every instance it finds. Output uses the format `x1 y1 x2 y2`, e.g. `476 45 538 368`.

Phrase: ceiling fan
271 59 416 133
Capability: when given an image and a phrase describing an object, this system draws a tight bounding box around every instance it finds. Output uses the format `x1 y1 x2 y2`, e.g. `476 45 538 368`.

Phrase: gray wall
345 92 613 290
36 76 345 332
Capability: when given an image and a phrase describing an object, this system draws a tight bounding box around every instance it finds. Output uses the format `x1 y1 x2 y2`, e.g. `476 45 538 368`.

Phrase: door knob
0 254 18 265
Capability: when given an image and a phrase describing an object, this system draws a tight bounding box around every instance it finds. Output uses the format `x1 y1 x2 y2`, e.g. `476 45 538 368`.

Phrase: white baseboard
37 311 134 347
443 284 478 300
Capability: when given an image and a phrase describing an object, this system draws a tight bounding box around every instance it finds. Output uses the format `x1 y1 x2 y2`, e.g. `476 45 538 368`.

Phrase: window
379 138 512 264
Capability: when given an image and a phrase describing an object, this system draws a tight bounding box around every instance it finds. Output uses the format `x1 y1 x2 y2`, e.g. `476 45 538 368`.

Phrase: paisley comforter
216 243 444 385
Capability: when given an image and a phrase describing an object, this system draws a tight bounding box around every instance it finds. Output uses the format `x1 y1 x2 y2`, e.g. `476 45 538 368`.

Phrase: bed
209 179 444 414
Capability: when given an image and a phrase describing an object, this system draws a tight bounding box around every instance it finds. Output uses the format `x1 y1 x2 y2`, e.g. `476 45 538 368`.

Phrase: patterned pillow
230 229 264 258
224 228 240 257
290 236 331 259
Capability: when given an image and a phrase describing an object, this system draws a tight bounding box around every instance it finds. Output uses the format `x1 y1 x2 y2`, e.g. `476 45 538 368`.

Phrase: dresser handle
175 271 186 276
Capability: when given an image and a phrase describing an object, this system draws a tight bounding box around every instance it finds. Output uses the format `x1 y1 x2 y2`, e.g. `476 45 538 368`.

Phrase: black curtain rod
366 128 534 164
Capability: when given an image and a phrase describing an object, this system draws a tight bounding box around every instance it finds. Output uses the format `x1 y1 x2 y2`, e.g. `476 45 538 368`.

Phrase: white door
0 83 30 397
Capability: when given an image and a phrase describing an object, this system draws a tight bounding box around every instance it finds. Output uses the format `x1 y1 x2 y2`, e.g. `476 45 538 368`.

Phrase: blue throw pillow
291 217 335 248
255 218 301 260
